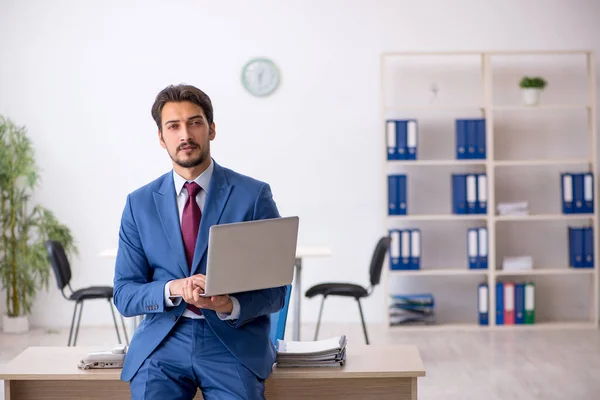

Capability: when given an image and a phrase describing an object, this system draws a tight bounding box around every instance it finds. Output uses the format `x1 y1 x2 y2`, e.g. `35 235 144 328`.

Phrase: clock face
241 58 280 97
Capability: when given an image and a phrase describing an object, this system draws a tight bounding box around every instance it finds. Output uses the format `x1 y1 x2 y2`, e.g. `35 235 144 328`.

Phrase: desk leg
4 380 11 400
293 257 302 341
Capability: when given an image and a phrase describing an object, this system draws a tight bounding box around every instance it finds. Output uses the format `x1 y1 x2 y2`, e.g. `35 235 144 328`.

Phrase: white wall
0 0 599 329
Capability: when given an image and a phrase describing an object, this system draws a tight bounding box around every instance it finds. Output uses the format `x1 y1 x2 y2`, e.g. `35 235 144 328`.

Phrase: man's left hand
183 276 233 314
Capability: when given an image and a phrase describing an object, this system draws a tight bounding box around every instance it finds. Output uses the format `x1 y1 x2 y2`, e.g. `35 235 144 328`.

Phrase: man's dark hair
151 84 214 131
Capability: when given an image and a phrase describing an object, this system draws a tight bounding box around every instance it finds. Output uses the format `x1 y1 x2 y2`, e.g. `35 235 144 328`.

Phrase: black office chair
305 236 391 345
45 240 129 347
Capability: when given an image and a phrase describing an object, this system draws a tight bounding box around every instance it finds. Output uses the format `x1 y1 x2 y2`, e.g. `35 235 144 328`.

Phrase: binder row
568 226 594 268
478 282 536 325
388 229 421 270
388 175 407 215
389 293 435 326
386 119 418 160
561 173 594 214
452 173 487 214
385 118 487 161
456 118 486 160
468 228 488 269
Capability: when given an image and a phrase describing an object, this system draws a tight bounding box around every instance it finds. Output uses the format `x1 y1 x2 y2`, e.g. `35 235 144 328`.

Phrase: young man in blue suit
113 84 286 399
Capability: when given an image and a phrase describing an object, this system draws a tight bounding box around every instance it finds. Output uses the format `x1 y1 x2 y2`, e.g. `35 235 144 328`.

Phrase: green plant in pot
519 76 547 106
0 115 78 333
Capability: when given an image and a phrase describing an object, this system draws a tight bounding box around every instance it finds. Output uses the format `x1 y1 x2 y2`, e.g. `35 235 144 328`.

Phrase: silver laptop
201 216 299 297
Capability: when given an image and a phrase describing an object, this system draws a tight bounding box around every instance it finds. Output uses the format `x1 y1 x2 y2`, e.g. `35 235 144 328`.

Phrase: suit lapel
153 174 190 277
191 161 232 275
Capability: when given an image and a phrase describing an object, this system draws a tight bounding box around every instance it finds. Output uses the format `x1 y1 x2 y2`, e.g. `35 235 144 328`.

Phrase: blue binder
455 120 467 160
476 174 487 214
584 227 594 268
475 119 486 159
388 230 401 270
396 121 408 160
388 175 398 215
466 120 477 159
467 228 478 269
466 174 477 214
478 227 488 269
386 120 398 160
406 120 418 160
409 229 421 270
569 227 585 268
561 173 574 214
452 174 467 214
573 173 584 214
398 175 407 215
478 283 489 325
584 172 594 213
496 281 504 325
514 283 525 324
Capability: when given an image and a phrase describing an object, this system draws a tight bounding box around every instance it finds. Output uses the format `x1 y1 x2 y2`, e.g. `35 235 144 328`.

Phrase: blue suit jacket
113 160 286 382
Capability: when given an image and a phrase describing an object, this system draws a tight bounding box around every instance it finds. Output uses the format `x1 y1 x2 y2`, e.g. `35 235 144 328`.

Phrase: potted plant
519 76 547 106
0 115 78 333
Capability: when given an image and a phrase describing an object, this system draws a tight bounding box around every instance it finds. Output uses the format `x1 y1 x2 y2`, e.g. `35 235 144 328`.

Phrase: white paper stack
497 202 529 216
275 335 347 367
502 256 533 271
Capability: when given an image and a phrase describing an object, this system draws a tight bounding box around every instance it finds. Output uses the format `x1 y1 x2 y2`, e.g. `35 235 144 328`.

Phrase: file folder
389 230 401 270
573 173 584 213
477 174 487 214
478 227 488 269
466 120 477 158
467 228 478 269
475 119 486 159
466 174 477 214
452 174 467 214
514 283 525 324
396 120 408 160
410 229 421 270
388 175 398 215
569 227 585 268
478 283 489 325
584 172 594 213
455 120 467 159
504 282 515 325
561 173 573 214
584 227 594 268
398 175 407 215
524 282 535 324
401 230 411 269
406 120 418 160
386 121 398 160
496 282 504 325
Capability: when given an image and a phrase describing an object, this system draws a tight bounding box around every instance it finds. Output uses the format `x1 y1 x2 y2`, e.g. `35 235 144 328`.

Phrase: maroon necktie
182 181 202 315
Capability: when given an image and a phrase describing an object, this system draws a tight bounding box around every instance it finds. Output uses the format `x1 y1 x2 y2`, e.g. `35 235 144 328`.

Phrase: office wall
0 0 599 329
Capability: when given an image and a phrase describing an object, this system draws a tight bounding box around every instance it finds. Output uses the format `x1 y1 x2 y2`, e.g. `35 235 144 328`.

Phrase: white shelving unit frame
380 50 598 330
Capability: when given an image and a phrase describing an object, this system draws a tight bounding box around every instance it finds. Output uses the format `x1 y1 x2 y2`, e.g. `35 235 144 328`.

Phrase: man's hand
169 274 233 314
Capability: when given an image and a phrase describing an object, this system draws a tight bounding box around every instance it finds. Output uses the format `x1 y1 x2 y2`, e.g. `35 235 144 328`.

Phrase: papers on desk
275 335 347 367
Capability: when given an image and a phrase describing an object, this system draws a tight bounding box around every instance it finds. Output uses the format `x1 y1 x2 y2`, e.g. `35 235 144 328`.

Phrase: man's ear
158 129 166 149
209 122 216 141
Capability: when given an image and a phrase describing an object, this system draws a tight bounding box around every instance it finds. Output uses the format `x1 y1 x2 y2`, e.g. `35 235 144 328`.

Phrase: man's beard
171 142 208 168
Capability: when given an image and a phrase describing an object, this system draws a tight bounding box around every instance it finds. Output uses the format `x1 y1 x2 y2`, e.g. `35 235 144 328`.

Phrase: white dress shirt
163 160 240 320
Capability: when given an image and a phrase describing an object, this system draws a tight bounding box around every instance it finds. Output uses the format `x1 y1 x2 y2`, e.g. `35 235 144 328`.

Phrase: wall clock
241 57 280 97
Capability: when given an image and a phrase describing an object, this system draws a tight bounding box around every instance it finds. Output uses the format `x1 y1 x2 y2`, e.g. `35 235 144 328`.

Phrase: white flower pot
2 314 30 334
521 88 542 106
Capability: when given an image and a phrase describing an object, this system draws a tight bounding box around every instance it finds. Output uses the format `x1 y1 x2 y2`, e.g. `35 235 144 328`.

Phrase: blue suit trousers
130 318 266 400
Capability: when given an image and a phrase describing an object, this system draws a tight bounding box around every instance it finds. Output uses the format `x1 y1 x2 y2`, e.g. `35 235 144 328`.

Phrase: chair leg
314 296 326 341
120 314 130 345
68 301 80 346
73 301 85 346
356 298 369 345
108 299 123 345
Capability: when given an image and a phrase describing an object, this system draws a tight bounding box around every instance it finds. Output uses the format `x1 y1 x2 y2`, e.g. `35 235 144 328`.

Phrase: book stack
389 294 435 326
275 335 347 368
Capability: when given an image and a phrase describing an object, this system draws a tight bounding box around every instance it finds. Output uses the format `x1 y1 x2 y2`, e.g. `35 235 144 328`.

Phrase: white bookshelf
380 50 598 330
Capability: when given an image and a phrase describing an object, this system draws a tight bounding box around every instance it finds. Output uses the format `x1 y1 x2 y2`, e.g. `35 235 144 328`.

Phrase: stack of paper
497 202 529 216
275 335 347 367
389 293 435 326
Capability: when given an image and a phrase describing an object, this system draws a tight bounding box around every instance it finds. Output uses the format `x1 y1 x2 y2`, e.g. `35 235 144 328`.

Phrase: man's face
159 101 215 169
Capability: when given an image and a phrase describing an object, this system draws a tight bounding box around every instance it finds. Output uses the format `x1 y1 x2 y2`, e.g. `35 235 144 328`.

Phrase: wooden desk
1 344 425 400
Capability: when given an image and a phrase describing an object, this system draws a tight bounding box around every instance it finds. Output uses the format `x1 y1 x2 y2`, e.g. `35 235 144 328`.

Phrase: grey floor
1 322 599 399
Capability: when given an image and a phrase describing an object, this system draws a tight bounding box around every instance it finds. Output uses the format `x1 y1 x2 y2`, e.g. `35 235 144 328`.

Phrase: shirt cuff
164 281 182 308
217 296 240 321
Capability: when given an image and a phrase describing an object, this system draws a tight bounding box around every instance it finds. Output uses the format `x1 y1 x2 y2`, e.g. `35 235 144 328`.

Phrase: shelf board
495 214 595 222
384 106 484 112
494 159 591 167
389 268 488 276
387 159 487 166
496 268 594 276
387 321 596 331
388 214 487 221
492 104 589 111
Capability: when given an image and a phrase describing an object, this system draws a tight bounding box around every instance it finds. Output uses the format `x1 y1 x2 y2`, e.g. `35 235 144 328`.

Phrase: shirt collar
172 159 214 196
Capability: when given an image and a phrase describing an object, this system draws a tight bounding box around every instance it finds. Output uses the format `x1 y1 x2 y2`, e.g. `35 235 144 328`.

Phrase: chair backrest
369 236 392 287
269 284 292 347
45 240 72 291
